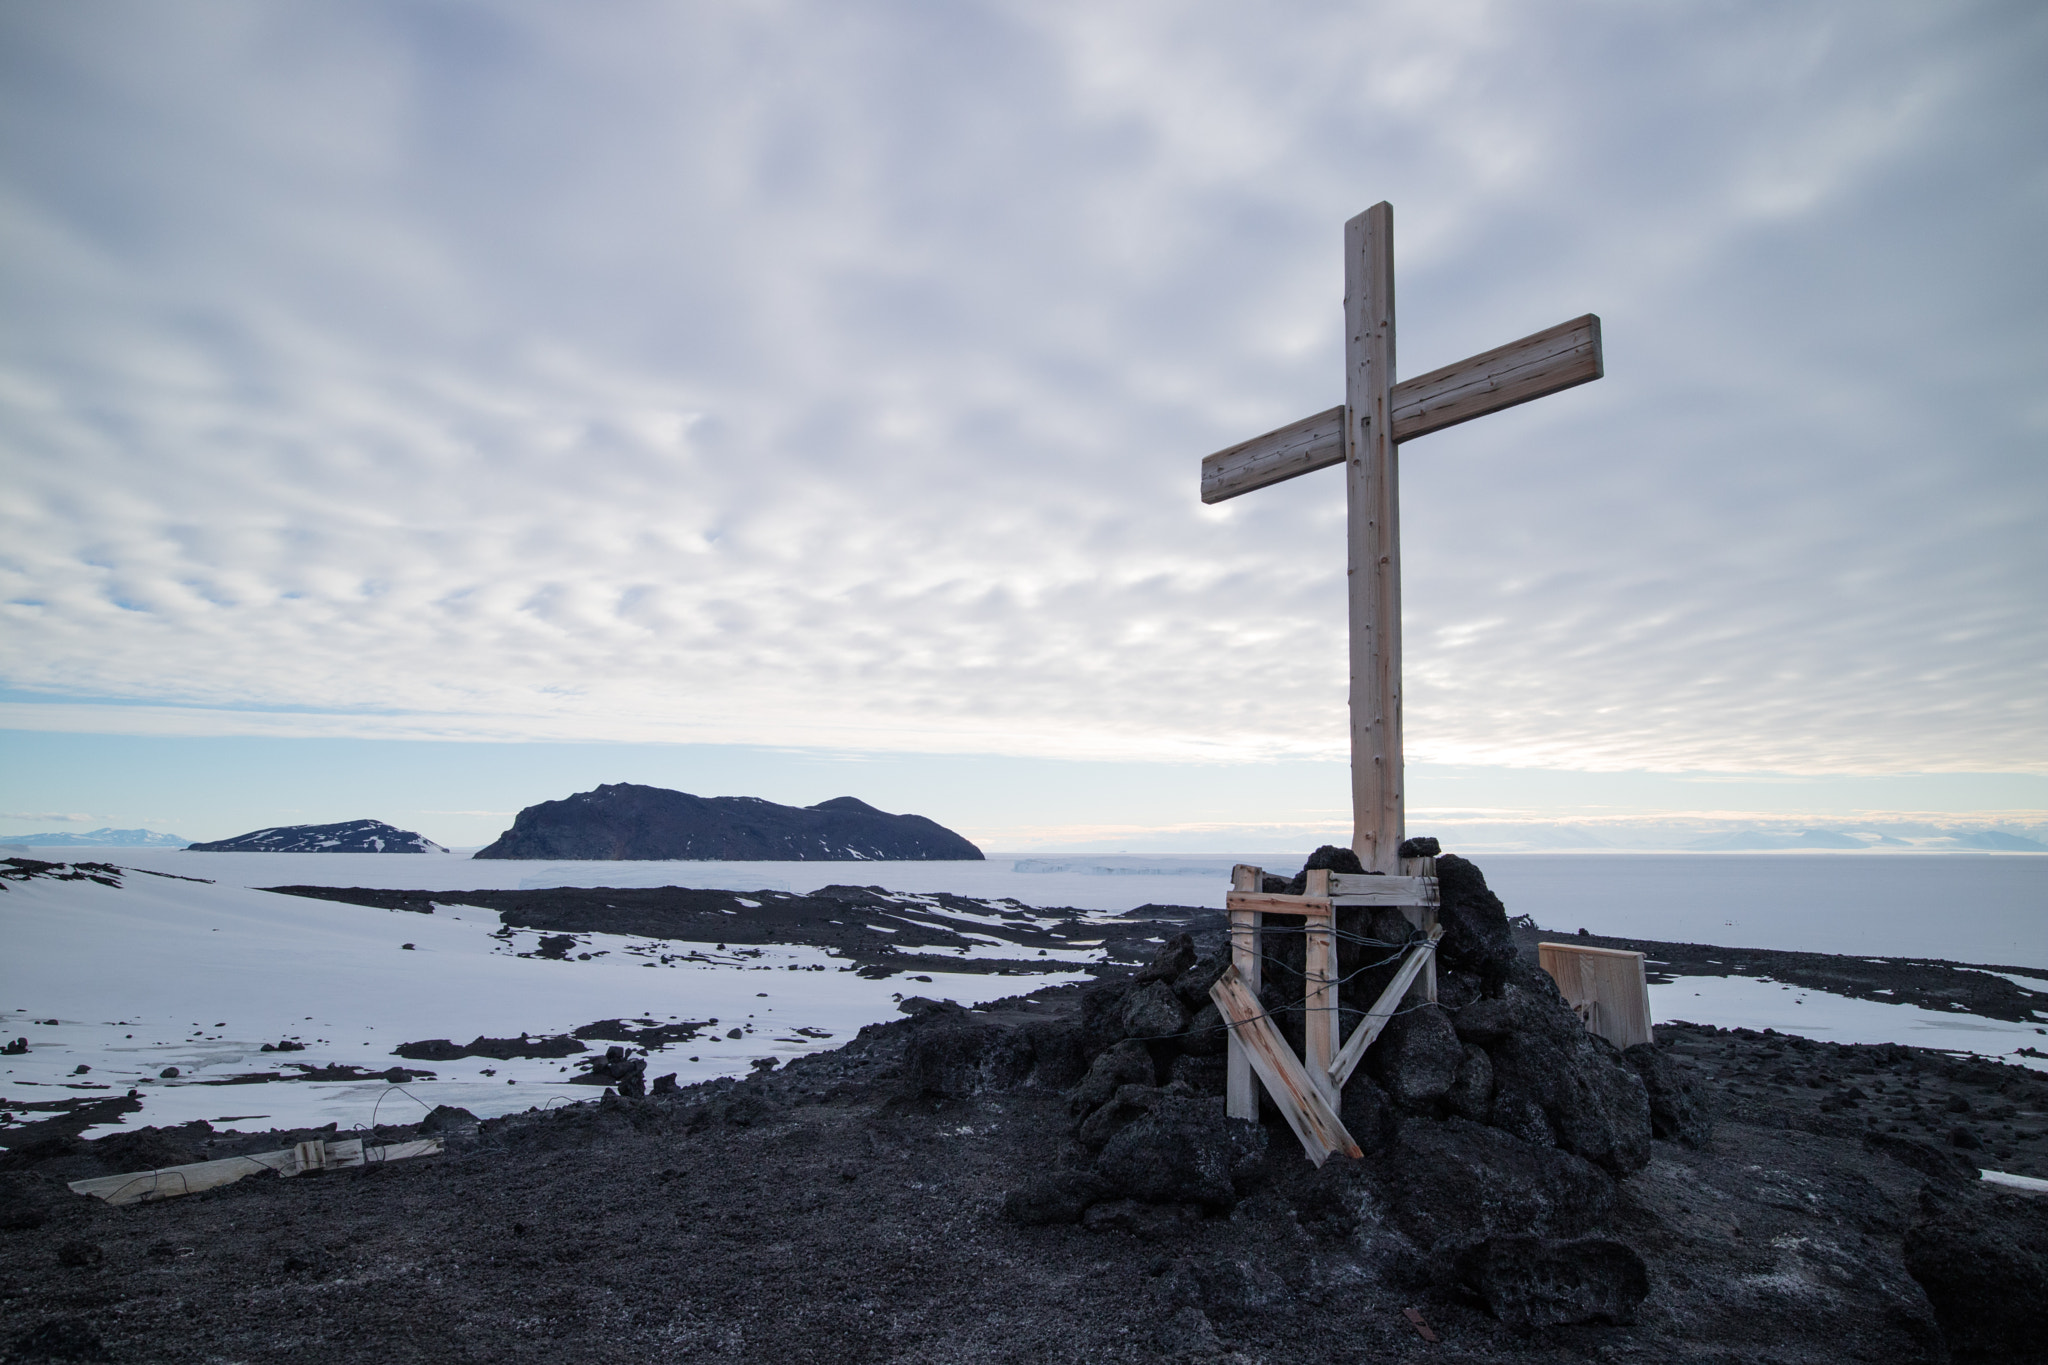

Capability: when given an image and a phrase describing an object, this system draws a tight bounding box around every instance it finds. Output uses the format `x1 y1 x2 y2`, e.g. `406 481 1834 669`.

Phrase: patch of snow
0 869 1090 1138
1653 975 2048 1072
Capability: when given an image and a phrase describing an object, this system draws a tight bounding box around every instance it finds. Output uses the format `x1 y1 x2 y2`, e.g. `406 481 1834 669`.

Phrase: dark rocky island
184 819 447 854
472 784 984 861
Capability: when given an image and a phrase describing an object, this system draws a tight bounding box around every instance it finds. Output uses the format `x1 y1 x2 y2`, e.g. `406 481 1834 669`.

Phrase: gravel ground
3 962 2046 1365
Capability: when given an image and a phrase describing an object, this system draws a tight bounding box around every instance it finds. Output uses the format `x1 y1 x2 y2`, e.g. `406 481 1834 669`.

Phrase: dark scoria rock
1454 966 1652 1175
1366 1003 1464 1111
1094 1096 1266 1208
185 819 446 853
1433 854 1519 985
1622 1041 1712 1147
473 784 983 861
1904 1188 2048 1361
1455 1236 1649 1328
1375 1117 1618 1251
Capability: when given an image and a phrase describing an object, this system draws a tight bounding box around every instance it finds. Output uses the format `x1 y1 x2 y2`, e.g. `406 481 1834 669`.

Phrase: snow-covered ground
4 849 2043 1144
1653 975 2048 1071
1 861 1095 1138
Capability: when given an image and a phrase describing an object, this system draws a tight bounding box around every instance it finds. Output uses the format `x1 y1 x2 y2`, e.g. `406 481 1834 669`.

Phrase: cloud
0 812 95 824
0 0 2041 775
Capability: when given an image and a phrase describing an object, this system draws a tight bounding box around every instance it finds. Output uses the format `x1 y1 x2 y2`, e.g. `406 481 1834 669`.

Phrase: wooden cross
1200 203 1603 872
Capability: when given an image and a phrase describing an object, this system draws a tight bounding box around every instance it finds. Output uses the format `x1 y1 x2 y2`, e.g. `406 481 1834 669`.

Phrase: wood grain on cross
1201 203 1603 871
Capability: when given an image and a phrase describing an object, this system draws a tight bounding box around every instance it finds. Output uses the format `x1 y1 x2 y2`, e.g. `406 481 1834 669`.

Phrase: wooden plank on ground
1538 942 1653 1050
1326 874 1436 905
68 1137 443 1207
1197 314 1603 505
1210 966 1360 1165
1328 926 1443 1090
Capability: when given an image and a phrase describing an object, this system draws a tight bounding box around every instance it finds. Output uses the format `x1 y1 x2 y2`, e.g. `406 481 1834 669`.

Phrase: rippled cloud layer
2 1 2041 775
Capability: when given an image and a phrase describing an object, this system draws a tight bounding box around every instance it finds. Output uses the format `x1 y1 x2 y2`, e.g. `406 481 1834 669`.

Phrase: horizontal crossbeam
1199 313 1603 503
1327 873 1436 906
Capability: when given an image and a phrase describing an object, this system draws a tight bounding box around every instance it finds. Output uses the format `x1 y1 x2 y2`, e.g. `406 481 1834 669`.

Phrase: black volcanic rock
185 820 447 853
472 784 984 861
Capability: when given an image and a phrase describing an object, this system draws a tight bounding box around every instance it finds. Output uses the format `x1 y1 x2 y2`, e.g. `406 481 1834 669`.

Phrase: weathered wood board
1538 941 1653 1050
68 1136 443 1207
1199 313 1603 503
1209 966 1361 1166
1325 873 1437 905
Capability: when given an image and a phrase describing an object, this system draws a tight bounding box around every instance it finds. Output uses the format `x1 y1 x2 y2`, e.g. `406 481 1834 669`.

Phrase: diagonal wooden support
1209 965 1361 1166
1328 925 1443 1091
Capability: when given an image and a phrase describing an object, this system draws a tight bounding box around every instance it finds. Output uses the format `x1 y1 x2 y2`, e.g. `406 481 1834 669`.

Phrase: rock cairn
899 852 1701 1327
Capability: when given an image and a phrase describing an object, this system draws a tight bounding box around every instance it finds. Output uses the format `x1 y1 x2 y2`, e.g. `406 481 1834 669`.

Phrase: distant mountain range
184 820 449 853
0 827 189 848
473 784 984 861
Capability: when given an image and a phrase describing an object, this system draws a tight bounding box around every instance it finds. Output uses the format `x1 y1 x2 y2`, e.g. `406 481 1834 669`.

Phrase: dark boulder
1455 1236 1649 1327
1168 1053 1227 1096
1121 983 1190 1040
1374 1117 1618 1251
1279 844 1365 894
1338 1073 1398 1154
1172 952 1229 1011
419 1105 480 1135
1622 1042 1713 1147
1397 836 1441 858
1177 1001 1227 1058
1446 1044 1496 1122
1068 1040 1156 1116
1095 1096 1267 1209
474 784 982 861
1134 933 1197 985
1904 1190 2048 1361
1002 1169 1112 1226
1078 1084 1170 1151
898 1012 1034 1100
1078 980 1133 1053
1432 854 1519 984
1454 971 1652 1176
579 1045 648 1097
1366 1004 1463 1111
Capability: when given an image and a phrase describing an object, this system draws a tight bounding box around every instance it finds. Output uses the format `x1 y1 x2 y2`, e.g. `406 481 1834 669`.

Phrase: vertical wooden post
1226 864 1263 1120
1345 203 1403 874
1303 907 1337 1106
1398 854 1438 1002
1301 869 1338 1101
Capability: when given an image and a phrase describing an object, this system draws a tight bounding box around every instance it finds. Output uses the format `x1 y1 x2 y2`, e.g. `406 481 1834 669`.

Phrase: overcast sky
2 1 2043 848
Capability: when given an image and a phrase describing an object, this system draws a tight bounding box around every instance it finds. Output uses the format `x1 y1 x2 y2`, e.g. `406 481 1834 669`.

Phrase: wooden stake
1226 864 1263 1121
1346 203 1402 873
1304 904 1338 1106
